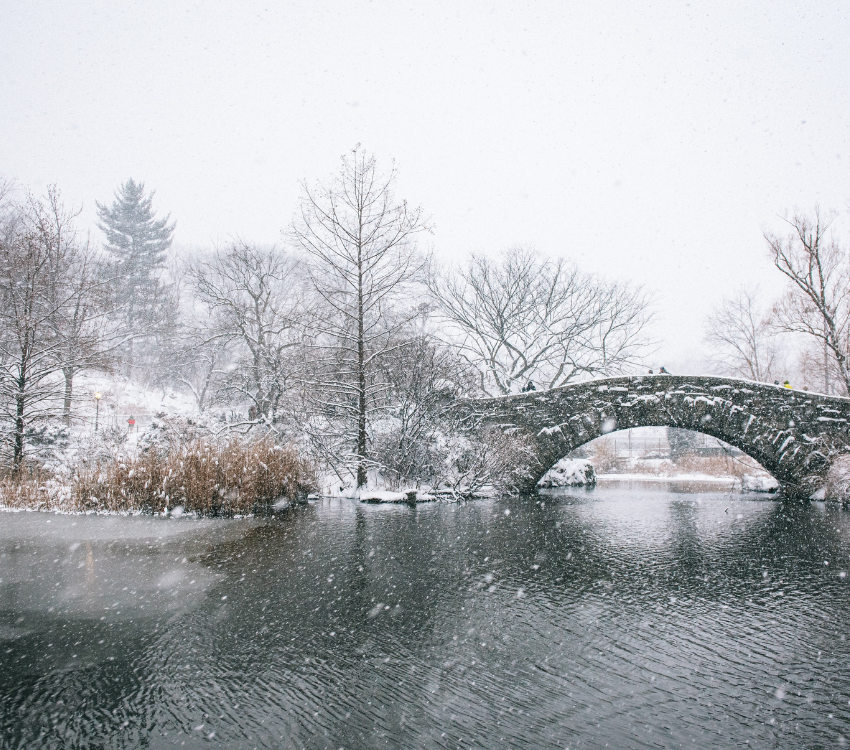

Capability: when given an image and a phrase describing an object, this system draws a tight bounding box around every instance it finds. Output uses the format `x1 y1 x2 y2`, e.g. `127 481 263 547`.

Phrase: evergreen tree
96 179 176 374
668 427 701 462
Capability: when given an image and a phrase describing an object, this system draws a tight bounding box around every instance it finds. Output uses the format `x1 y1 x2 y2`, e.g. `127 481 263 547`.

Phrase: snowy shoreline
597 473 737 483
0 470 779 516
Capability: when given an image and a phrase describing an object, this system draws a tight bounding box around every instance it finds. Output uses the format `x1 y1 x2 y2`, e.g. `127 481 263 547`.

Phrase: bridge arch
562 425 772 480
460 375 850 498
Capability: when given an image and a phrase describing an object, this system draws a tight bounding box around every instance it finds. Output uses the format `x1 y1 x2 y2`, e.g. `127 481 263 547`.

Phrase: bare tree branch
427 246 654 396
765 208 850 394
704 286 779 382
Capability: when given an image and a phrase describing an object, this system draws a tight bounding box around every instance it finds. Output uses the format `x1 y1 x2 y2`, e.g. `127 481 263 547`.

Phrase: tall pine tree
96 179 176 375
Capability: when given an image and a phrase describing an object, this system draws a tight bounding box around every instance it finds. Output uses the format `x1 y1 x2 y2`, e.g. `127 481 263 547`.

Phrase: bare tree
172 331 229 414
188 241 308 427
28 187 118 424
765 208 850 395
427 246 653 396
0 184 119 465
0 195 64 468
290 147 430 488
704 286 779 382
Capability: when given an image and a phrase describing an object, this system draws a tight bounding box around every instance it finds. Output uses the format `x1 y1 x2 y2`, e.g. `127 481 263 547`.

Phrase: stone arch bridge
459 375 850 498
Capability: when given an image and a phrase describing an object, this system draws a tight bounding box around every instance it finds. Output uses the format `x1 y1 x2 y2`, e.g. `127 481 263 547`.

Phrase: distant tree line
0 149 656 489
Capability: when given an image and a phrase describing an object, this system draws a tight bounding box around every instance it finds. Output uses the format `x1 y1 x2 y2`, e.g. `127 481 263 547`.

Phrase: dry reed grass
670 452 764 478
0 472 55 510
589 445 770 479
587 440 620 473
0 437 317 515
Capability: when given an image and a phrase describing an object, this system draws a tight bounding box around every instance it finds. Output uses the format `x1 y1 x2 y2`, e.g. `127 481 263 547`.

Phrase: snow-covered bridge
461 375 850 498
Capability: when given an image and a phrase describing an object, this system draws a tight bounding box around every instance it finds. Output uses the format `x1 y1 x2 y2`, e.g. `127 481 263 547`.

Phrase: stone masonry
459 375 850 498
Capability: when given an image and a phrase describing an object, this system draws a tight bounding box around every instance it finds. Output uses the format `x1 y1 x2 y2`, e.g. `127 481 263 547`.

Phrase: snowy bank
596 471 780 493
597 473 737 484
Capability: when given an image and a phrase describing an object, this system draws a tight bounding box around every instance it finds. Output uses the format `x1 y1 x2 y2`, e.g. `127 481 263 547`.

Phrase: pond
2 486 849 749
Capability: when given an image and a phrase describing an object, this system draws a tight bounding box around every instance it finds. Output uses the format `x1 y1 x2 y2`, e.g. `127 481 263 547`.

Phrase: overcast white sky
2 0 848 372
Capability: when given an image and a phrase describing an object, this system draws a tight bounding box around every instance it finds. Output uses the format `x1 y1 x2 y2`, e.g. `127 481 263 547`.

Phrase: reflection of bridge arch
460 375 850 498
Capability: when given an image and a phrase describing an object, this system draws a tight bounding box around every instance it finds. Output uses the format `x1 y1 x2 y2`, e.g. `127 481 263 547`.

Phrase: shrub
433 427 538 497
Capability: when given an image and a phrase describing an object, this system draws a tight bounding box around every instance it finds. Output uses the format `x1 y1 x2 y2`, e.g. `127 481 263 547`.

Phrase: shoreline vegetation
0 437 317 516
0 442 779 516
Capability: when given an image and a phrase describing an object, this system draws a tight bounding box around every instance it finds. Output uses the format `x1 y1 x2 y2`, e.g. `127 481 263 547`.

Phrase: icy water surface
2 487 850 749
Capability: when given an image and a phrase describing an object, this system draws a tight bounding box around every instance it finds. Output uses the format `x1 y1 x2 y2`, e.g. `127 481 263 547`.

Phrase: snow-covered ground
70 372 198 437
19 374 215 487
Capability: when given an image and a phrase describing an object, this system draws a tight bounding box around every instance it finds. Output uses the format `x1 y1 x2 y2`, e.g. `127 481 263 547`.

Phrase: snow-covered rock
740 474 779 493
537 458 597 488
359 489 436 504
824 454 850 501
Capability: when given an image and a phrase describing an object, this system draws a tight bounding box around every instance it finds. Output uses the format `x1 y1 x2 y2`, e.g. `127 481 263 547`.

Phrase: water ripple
2 489 850 748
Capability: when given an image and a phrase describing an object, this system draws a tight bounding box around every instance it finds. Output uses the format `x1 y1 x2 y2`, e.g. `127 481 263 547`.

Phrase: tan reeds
0 472 53 510
73 437 317 515
0 437 316 515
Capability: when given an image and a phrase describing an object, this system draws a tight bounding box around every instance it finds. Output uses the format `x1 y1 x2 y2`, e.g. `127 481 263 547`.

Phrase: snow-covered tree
0 191 66 467
188 241 309 426
371 307 480 487
668 427 701 462
0 185 119 465
290 147 430 488
96 179 176 373
0 194 52 469
30 187 117 425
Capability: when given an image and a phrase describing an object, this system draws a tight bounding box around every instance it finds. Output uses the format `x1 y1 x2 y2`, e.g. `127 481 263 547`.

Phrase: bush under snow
739 474 779 493
537 458 597 488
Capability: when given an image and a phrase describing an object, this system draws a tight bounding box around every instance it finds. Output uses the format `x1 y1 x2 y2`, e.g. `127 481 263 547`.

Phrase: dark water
2 486 850 749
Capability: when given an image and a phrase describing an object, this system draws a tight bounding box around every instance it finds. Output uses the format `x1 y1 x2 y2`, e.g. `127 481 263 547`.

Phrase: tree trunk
14 371 25 473
63 369 74 426
356 247 367 489
126 336 134 378
824 320 830 395
125 277 136 377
